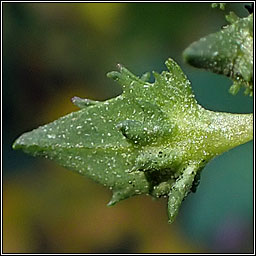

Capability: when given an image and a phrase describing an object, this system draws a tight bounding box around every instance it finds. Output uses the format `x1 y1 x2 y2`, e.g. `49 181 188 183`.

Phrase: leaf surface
13 58 253 222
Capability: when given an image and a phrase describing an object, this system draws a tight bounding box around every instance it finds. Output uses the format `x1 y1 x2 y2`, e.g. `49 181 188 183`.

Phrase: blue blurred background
3 3 253 253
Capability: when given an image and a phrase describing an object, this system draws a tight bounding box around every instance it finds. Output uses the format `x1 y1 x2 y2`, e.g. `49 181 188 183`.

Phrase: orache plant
13 4 253 224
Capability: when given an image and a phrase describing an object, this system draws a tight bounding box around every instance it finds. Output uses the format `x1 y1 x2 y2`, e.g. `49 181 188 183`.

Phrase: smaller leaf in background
183 7 253 96
211 3 226 10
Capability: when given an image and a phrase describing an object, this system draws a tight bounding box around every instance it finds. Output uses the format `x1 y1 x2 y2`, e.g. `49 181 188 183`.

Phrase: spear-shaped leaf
13 58 253 223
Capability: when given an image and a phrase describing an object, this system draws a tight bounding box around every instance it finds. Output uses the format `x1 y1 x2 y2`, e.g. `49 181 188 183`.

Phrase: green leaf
211 3 226 10
183 13 253 96
13 58 253 223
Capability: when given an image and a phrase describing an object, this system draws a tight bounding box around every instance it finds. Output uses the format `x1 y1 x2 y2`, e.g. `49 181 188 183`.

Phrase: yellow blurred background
3 3 253 253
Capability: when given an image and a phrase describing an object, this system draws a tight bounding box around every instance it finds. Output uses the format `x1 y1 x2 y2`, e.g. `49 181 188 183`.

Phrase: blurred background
3 2 253 253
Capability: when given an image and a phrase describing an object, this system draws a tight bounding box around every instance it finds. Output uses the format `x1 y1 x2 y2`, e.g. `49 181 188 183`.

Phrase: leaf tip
107 192 120 206
107 199 115 207
71 96 99 108
183 43 201 67
106 71 121 81
12 140 19 150
165 57 176 67
140 71 151 82
116 63 123 71
12 135 25 151
107 64 141 92
211 3 226 10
